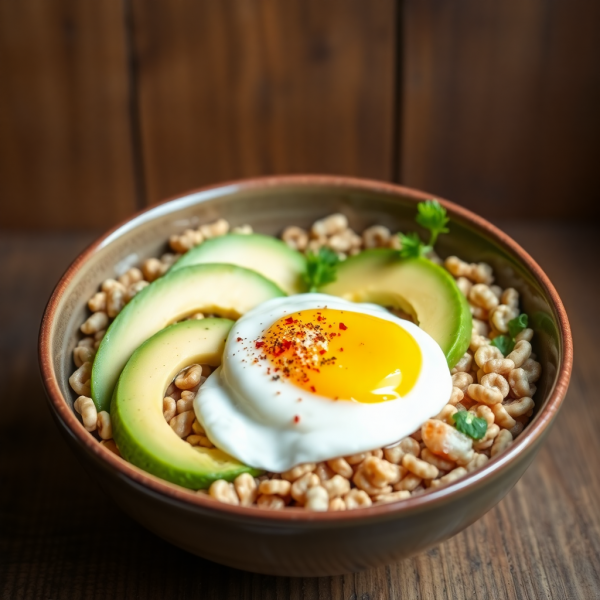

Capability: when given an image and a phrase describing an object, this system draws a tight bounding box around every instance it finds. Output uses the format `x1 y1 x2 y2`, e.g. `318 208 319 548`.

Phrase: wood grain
401 0 600 219
2 0 600 229
0 0 137 230
1 224 598 599
131 0 397 205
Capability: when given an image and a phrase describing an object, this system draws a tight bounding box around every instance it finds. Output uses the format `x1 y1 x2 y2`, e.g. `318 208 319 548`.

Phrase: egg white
194 294 451 472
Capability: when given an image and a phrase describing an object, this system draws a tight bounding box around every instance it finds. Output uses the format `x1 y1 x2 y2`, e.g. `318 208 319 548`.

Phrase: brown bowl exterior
39 175 572 577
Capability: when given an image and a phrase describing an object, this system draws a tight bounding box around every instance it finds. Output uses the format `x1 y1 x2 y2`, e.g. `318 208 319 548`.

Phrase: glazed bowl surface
39 175 572 577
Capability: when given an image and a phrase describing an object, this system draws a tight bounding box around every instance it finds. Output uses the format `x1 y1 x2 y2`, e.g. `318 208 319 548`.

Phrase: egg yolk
259 308 422 403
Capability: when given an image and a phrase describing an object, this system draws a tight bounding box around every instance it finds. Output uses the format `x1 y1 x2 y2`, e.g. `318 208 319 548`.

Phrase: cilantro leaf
398 232 431 259
491 335 515 356
303 247 340 292
508 313 529 339
415 199 450 246
452 411 488 440
488 314 529 355
394 199 448 263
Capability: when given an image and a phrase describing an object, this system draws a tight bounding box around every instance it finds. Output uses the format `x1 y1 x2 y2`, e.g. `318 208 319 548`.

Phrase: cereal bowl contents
70 202 538 508
40 176 571 575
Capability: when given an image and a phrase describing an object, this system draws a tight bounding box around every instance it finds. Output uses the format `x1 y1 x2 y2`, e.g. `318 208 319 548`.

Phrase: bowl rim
39 174 573 523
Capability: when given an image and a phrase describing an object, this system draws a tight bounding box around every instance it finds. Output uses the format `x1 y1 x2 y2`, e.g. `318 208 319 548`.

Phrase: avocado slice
92 263 285 412
320 250 472 368
170 233 308 295
111 318 259 489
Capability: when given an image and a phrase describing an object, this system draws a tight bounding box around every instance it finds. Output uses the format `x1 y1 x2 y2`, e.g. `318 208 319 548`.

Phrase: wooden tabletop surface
1 222 598 600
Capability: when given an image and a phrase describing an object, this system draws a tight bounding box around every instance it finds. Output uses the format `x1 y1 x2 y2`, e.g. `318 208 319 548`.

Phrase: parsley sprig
452 410 488 440
491 313 529 355
508 313 529 339
416 199 450 246
303 247 340 292
397 199 449 259
490 335 514 356
398 232 431 259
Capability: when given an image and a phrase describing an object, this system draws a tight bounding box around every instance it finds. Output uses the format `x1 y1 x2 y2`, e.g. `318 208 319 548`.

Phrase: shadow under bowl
39 175 572 577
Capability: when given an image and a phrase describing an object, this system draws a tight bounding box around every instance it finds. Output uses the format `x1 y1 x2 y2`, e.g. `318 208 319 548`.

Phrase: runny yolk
260 308 422 403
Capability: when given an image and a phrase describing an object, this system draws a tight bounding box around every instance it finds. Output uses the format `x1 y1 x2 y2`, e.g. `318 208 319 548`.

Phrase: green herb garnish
396 199 449 260
490 335 515 356
452 411 488 440
491 312 530 355
415 199 450 246
508 313 529 339
303 247 340 292
398 232 431 259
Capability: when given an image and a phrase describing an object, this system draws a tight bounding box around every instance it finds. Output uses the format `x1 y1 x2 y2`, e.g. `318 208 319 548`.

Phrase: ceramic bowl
39 175 572 577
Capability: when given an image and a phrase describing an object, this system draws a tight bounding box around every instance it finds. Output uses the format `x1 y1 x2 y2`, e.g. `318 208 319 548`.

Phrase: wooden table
1 223 598 599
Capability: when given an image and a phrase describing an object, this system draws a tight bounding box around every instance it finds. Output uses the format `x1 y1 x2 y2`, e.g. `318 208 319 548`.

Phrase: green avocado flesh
111 318 259 489
320 250 472 368
171 233 308 295
92 263 285 412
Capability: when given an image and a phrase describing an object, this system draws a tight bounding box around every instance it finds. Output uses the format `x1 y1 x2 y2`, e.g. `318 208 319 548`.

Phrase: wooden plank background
0 0 599 227
401 0 600 219
132 0 397 205
0 0 138 230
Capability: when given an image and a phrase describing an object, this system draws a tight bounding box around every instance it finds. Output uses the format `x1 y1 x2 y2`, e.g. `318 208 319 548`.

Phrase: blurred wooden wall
1 0 598 230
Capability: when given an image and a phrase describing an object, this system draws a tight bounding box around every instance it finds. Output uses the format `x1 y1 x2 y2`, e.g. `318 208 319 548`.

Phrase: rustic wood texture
0 0 137 229
1 224 598 599
401 0 600 219
131 0 397 205
1 0 600 228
